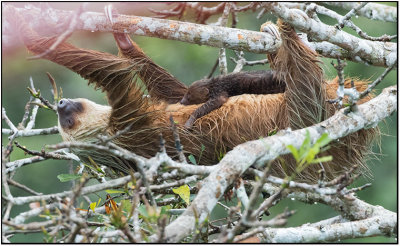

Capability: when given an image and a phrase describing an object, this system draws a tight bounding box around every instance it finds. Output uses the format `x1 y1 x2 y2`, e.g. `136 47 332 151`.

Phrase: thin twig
217 3 231 75
169 116 187 163
345 183 372 194
207 59 219 79
336 2 368 29
2 126 59 137
7 178 43 196
14 141 76 161
359 62 396 99
46 72 59 104
18 97 34 129
327 58 347 106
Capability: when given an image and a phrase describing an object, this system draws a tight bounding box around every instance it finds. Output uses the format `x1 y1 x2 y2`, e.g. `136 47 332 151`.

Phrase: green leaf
315 133 331 148
310 156 333 164
305 146 319 163
106 189 125 194
286 145 299 162
299 130 311 158
268 128 278 136
172 185 190 205
90 202 97 212
120 199 132 213
188 154 197 165
198 144 205 164
160 205 172 215
57 173 82 182
138 204 148 217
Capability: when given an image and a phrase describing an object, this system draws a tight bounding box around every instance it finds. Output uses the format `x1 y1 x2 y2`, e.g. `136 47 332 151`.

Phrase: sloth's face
180 81 210 105
57 98 111 142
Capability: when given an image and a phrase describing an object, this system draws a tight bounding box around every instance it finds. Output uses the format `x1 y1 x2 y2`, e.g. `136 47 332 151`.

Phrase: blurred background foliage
2 2 397 243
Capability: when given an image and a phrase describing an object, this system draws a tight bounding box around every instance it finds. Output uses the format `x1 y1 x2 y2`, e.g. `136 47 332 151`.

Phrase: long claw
291 9 309 21
184 116 196 129
104 4 116 26
104 5 134 50
260 21 281 40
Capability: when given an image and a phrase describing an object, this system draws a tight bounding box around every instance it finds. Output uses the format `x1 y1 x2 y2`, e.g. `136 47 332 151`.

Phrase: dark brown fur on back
181 70 285 105
181 70 286 127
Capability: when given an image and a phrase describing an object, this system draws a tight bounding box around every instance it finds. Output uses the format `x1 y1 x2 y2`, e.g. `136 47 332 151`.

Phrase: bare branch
7 178 43 196
327 58 347 106
323 2 397 22
2 126 59 137
10 174 136 205
359 62 397 99
260 212 396 243
264 3 397 67
337 2 368 29
3 5 280 54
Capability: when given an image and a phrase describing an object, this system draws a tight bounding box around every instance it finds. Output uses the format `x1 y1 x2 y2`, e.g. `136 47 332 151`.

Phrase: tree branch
4 4 395 67
323 2 397 22
152 85 397 242
264 3 397 67
260 212 396 243
3 5 280 54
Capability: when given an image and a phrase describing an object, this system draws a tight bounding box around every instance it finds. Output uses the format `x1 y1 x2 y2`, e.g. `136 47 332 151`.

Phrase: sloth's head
180 80 210 105
57 98 111 142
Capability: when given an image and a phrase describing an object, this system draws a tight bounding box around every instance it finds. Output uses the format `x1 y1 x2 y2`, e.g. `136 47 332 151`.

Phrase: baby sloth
180 70 285 128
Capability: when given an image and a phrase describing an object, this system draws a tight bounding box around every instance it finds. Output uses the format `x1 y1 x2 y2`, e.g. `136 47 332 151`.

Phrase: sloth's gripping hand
104 5 188 103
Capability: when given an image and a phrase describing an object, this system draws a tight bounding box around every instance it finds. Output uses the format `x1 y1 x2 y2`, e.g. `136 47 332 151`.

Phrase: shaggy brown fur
261 20 377 180
10 7 377 181
180 70 285 128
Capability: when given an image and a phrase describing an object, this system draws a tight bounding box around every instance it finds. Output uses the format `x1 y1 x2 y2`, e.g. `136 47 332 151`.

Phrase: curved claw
184 116 196 129
291 8 309 21
104 5 134 51
260 21 281 40
104 4 117 26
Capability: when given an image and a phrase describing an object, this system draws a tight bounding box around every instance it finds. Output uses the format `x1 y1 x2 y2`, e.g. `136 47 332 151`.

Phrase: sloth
9 6 376 181
180 70 286 128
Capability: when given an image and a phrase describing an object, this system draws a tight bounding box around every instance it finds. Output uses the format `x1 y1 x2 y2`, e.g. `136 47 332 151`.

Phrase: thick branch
4 5 395 66
3 5 280 54
158 86 397 242
261 212 396 242
265 3 397 67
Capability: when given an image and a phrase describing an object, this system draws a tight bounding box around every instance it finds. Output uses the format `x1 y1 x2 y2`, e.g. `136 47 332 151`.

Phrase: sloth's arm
265 19 326 129
184 93 228 128
10 11 137 110
105 5 188 103
111 32 187 103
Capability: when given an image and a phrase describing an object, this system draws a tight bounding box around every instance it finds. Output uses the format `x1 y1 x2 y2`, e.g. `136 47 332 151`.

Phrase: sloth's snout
57 99 83 114
57 99 84 129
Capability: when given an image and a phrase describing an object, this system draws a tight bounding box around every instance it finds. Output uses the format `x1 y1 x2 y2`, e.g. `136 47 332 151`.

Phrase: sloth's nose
57 99 73 114
57 99 81 114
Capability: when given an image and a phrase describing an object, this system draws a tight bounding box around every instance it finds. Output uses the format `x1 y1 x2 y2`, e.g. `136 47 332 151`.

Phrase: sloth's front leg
104 4 188 103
